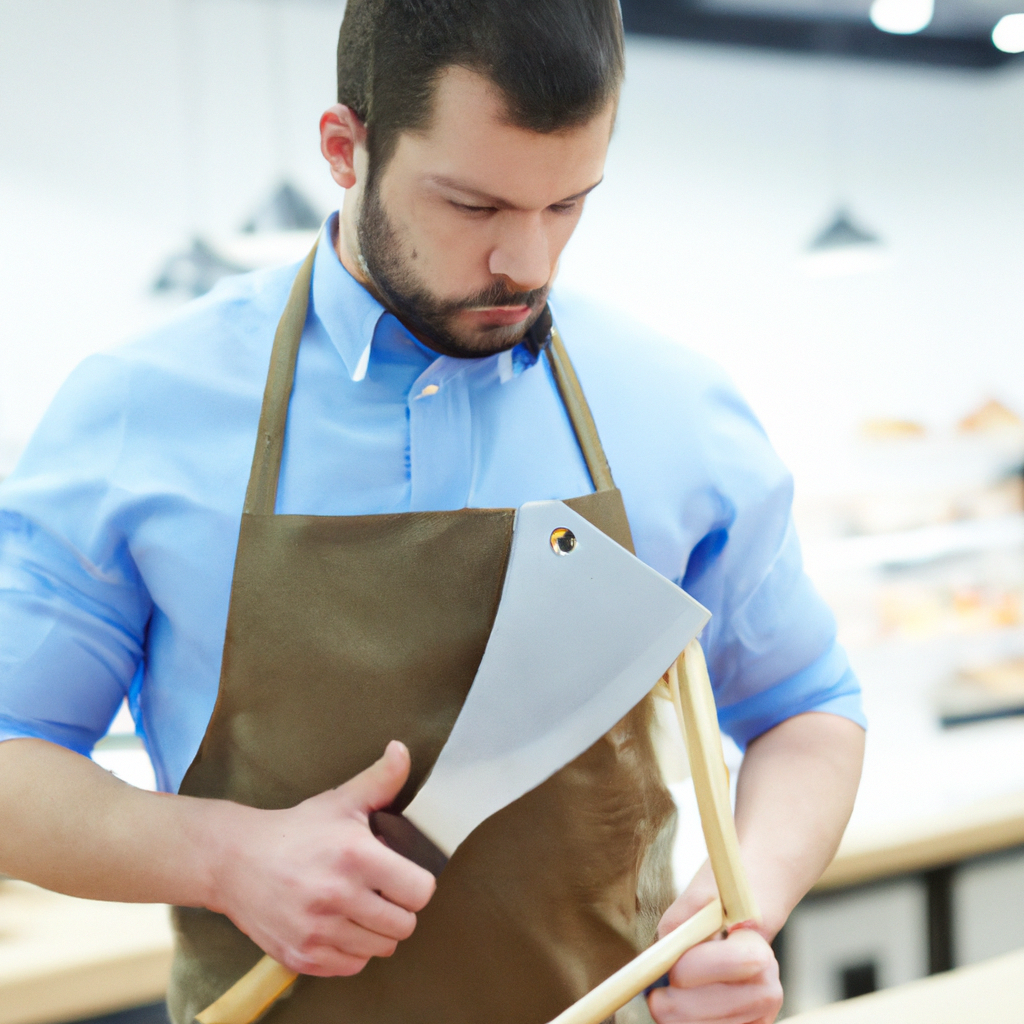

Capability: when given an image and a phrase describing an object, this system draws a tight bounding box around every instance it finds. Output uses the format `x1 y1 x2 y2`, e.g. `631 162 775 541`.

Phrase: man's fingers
283 944 371 978
337 740 411 815
325 825 435 913
668 928 776 988
343 887 419 941
649 932 781 1024
352 838 436 913
648 978 781 1024
375 858 436 913
276 917 403 977
308 918 399 961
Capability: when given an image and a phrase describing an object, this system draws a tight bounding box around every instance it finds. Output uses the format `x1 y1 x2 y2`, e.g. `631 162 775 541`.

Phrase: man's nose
487 213 551 292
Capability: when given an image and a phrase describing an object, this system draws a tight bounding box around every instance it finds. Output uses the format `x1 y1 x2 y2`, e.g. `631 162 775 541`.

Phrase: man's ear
320 104 367 189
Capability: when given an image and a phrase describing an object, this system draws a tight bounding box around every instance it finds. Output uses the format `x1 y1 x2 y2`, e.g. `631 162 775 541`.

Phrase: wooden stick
194 956 296 1024
671 639 761 928
543 640 760 1024
543 900 725 1024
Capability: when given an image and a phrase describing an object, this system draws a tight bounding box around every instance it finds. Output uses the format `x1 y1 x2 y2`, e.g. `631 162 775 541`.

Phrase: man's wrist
737 851 804 942
175 794 254 913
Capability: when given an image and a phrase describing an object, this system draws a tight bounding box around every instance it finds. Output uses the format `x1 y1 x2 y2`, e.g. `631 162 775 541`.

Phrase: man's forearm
734 711 865 936
0 737 224 906
646 712 864 1024
661 710 865 940
0 737 435 976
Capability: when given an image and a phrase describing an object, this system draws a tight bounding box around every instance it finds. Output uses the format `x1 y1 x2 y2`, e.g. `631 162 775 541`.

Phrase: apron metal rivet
550 527 577 555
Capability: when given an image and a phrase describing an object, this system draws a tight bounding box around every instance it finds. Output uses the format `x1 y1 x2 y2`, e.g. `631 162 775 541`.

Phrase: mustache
444 282 549 313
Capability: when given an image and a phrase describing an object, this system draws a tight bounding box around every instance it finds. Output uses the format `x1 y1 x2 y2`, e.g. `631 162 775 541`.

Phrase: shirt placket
408 358 474 511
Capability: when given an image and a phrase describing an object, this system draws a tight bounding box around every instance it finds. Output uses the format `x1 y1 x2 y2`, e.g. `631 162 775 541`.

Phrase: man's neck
332 213 376 295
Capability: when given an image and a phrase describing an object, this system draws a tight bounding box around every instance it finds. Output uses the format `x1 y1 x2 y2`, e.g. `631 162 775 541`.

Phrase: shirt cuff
0 713 95 755
715 642 866 750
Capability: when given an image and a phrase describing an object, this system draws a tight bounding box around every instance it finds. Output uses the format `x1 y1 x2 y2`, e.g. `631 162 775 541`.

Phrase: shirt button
415 384 440 399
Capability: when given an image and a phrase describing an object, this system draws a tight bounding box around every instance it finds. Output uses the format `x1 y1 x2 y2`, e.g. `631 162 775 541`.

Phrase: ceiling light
869 0 934 35
992 13 1024 53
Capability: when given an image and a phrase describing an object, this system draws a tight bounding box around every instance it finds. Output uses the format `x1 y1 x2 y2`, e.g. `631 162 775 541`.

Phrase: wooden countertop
1 868 1021 1024
0 880 173 1024
815 788 1024 891
785 947 1024 1022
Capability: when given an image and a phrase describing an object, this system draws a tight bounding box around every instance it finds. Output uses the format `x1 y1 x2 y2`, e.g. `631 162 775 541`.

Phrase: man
0 2 865 1023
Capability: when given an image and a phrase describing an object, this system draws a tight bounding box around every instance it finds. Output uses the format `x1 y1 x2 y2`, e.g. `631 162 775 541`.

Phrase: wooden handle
544 900 724 1024
547 639 760 1024
194 956 297 1024
671 640 761 928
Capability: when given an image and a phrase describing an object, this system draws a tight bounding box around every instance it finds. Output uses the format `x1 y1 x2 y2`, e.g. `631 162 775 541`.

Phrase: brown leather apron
168 245 676 1024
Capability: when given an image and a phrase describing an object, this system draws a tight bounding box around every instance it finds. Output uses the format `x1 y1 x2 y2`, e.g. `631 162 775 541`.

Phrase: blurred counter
0 881 172 1024
818 789 1024 891
786 946 1024 1023
777 484 1024 1012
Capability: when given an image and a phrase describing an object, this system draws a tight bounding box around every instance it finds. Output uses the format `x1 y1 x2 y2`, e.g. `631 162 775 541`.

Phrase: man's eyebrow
425 175 603 209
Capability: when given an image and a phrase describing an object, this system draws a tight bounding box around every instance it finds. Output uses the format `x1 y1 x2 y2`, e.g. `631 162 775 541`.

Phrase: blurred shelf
0 881 172 1024
785 946 1024 1023
804 514 1024 574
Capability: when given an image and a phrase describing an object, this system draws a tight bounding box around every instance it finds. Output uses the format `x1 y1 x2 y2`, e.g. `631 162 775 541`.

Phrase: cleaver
196 499 710 1024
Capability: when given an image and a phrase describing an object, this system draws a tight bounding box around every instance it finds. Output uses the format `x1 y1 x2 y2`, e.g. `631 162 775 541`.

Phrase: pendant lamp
241 181 322 233
152 238 250 297
804 207 889 278
153 0 324 297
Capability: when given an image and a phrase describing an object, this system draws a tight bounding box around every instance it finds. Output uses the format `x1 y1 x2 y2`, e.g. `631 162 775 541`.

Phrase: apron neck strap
243 241 318 516
543 327 616 493
244 240 617 515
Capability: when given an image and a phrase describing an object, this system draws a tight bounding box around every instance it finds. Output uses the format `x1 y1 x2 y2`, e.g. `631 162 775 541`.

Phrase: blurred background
1 1 1023 1021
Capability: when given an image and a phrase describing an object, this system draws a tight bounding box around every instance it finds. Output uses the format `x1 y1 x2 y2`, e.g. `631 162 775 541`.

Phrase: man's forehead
392 66 615 208
425 65 616 140
428 65 524 128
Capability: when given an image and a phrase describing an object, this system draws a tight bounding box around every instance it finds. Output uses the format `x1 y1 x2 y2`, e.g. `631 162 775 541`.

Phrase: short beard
356 174 548 359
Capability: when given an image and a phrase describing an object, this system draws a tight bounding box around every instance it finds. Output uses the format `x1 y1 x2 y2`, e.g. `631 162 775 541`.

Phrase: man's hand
211 740 436 977
648 711 864 1024
648 929 780 1024
648 879 781 1024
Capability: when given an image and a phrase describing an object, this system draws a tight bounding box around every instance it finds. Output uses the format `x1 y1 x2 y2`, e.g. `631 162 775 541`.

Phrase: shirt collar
310 213 387 382
310 211 544 383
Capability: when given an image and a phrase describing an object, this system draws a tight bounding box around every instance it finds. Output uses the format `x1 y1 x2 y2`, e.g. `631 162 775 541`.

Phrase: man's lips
462 305 533 327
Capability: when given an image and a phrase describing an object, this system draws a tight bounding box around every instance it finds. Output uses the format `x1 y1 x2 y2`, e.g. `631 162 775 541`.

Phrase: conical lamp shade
242 181 323 233
808 208 881 252
804 207 888 277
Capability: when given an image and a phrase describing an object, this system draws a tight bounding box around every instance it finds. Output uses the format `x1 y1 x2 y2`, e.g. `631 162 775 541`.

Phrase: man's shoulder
546 289 778 496
548 290 737 413
22 263 304 471
110 262 300 381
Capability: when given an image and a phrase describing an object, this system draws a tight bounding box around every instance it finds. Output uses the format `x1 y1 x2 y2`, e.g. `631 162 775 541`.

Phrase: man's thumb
341 740 411 814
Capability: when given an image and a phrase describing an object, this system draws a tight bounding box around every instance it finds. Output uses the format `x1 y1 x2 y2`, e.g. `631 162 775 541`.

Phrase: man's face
357 67 615 358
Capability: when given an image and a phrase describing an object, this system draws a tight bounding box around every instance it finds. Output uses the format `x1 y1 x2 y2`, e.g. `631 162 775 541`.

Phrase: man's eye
453 202 494 214
550 202 578 214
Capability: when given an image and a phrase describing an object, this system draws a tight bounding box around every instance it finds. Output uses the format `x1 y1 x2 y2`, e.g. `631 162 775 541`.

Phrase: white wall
559 38 1024 487
2 0 1023 488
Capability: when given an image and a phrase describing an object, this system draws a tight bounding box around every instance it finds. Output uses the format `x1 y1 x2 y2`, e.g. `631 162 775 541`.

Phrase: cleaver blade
373 499 710 869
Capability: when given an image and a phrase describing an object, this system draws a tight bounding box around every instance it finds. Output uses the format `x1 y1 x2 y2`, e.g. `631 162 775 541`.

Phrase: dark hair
337 0 624 173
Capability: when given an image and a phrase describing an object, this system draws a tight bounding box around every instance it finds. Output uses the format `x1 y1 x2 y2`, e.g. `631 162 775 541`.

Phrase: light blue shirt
0 215 864 793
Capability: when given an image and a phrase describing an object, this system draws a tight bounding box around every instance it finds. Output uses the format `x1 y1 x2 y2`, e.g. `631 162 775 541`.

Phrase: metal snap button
550 527 577 555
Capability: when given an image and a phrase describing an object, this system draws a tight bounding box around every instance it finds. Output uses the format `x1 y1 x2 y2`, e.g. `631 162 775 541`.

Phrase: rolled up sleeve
716 642 865 749
679 367 866 748
0 355 151 755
